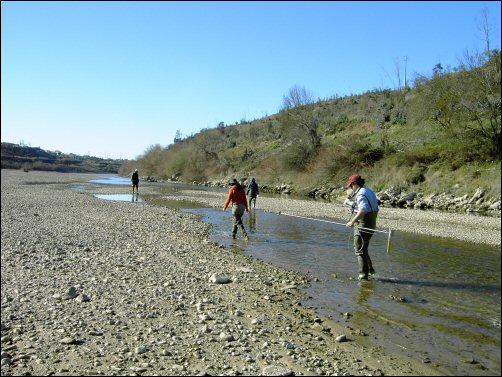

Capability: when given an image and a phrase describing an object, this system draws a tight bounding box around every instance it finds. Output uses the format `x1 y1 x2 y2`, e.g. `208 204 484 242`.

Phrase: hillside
1 143 126 174
120 50 501 214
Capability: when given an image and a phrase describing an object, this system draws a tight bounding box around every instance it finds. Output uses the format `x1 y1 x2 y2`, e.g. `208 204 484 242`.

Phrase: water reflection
249 210 257 231
357 280 375 304
94 194 144 203
375 277 501 292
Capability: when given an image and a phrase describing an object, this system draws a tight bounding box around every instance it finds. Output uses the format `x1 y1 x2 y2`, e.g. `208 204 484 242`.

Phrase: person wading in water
223 179 249 240
345 174 379 281
247 178 259 209
131 169 139 195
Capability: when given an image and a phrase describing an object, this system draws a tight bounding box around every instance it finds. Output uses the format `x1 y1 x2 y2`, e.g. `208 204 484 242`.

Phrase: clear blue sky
2 1 501 159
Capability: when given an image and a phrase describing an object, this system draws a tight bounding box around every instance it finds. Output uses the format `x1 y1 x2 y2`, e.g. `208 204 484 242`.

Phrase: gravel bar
1 170 452 375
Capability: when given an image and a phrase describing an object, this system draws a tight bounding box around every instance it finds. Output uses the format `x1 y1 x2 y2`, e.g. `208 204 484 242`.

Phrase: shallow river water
92 176 501 375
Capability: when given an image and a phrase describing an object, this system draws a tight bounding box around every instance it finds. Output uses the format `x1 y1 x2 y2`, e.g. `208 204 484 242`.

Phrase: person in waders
132 169 139 195
223 179 249 240
247 178 259 209
345 174 379 281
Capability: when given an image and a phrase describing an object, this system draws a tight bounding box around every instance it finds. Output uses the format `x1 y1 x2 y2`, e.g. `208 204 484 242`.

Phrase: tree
174 130 183 143
416 51 501 159
279 104 321 170
217 122 225 134
478 7 491 55
432 63 443 77
281 85 314 110
394 57 401 89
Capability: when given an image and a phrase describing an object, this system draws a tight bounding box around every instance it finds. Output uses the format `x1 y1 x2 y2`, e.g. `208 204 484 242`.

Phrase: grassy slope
122 54 501 202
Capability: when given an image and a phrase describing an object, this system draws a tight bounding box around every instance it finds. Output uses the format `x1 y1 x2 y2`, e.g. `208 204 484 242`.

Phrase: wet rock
389 295 407 303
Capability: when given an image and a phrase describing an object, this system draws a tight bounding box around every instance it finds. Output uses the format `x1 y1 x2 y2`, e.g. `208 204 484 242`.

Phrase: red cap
345 174 361 189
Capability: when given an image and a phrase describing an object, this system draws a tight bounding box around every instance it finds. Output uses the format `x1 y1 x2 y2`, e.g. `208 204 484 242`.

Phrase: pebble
64 286 79 300
2 170 482 377
219 332 235 342
77 294 91 302
262 365 295 376
335 335 347 343
209 274 232 284
135 346 149 354
60 337 77 345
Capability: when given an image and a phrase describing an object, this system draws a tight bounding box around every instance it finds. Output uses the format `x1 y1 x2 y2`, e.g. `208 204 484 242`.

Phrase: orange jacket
223 185 249 211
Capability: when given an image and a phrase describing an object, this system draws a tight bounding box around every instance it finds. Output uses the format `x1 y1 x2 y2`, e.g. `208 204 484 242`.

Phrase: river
92 175 501 375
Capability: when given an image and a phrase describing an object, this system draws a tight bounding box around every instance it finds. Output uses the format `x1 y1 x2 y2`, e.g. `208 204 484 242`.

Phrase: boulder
468 188 485 204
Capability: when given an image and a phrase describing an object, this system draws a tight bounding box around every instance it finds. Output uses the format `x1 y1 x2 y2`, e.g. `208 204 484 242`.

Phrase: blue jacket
247 181 259 197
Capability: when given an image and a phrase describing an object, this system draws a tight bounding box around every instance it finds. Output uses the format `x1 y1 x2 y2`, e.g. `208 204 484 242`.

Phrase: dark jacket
132 172 139 183
247 181 259 197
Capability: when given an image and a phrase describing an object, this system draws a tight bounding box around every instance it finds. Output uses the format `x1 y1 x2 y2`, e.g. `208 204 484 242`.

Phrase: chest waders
232 204 248 240
354 193 378 280
354 212 378 279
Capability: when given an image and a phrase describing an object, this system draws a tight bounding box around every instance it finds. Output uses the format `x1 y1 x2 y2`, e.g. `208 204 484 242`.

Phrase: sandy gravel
161 189 501 247
0 169 451 376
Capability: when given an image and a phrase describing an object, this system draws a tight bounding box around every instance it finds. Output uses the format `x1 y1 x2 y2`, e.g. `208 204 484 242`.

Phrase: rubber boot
357 255 368 280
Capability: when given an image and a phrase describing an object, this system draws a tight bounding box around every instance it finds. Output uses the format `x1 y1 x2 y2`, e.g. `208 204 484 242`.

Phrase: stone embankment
1 170 443 376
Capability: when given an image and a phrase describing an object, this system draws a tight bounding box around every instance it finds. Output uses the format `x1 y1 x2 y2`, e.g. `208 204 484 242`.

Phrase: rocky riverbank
1 170 446 376
144 175 501 219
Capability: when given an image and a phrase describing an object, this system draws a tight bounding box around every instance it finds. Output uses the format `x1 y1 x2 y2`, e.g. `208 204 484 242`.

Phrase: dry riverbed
1 170 457 375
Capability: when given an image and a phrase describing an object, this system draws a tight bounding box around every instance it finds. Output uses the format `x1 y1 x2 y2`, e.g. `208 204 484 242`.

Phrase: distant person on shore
345 174 379 281
223 178 249 240
132 169 139 195
247 178 259 209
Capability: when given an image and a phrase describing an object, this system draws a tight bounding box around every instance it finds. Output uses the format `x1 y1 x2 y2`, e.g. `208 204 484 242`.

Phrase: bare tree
379 64 395 88
478 7 491 55
394 57 401 90
404 56 408 89
281 85 314 110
